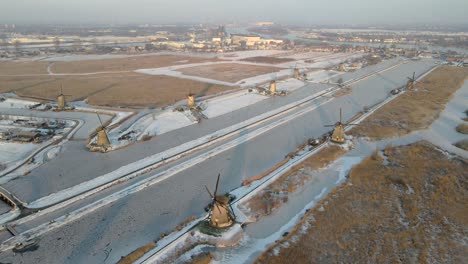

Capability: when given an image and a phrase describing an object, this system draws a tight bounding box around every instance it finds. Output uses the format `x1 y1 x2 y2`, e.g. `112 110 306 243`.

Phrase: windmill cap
215 195 229 204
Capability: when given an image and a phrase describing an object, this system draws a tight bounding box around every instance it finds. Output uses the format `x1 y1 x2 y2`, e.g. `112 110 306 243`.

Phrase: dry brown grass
51 55 217 74
243 145 346 219
0 76 54 94
455 123 468 134
179 63 280 83
0 61 49 75
86 74 232 108
116 241 156 264
351 66 468 139
1 73 232 108
256 141 468 264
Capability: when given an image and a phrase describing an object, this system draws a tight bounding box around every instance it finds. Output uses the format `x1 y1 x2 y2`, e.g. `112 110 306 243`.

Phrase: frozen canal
201 77 468 264
1 59 435 204
0 59 438 263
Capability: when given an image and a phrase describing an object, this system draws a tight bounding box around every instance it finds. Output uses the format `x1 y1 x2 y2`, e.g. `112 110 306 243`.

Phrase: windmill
56 84 72 110
204 173 235 228
187 89 196 108
406 72 419 90
324 108 358 144
95 113 110 147
292 63 300 79
269 74 277 94
338 62 346 72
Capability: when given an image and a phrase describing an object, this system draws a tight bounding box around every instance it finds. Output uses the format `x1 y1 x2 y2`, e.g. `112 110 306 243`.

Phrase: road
0 59 436 263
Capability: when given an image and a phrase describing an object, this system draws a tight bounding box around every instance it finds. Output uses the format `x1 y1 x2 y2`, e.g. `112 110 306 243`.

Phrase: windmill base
87 144 111 153
52 106 75 112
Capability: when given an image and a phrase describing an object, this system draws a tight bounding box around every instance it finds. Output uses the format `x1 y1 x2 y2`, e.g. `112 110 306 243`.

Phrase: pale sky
1 0 467 25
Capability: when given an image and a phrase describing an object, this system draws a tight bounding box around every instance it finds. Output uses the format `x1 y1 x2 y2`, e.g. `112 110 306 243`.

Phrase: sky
1 0 467 26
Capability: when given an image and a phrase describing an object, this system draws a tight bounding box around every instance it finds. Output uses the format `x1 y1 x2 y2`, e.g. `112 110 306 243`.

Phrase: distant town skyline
1 0 467 26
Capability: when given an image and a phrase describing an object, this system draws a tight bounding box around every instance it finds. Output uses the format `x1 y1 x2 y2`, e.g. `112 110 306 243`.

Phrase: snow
0 115 79 180
26 86 336 209
0 98 39 109
0 59 443 263
306 70 343 83
133 111 195 139
0 208 20 225
73 106 133 127
275 78 305 92
202 91 269 118
0 142 38 165
278 52 367 69
213 155 364 264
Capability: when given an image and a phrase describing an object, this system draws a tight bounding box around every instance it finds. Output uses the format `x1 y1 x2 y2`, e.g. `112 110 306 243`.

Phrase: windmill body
293 68 300 79
325 108 357 144
54 85 74 111
406 79 414 90
269 80 277 94
331 123 345 143
406 72 417 90
57 94 66 109
88 113 111 152
187 94 196 108
210 195 233 228
96 127 110 146
205 174 235 229
338 63 346 72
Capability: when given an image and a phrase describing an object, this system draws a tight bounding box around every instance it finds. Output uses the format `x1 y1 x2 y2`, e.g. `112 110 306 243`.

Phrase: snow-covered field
235 69 292 87
0 114 78 179
201 91 269 118
274 78 305 92
306 70 343 83
279 52 367 69
73 106 133 127
127 110 195 140
0 142 37 165
0 98 39 109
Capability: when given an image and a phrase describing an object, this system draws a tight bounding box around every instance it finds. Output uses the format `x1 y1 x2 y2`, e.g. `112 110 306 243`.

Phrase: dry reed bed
350 66 468 139
256 141 467 263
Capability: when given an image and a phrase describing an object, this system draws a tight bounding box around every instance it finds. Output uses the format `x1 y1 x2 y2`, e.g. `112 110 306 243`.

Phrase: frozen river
0 59 438 263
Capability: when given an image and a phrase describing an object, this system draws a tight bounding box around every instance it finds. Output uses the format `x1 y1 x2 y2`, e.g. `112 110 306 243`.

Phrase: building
255 22 274 26
14 131 41 143
230 34 262 47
